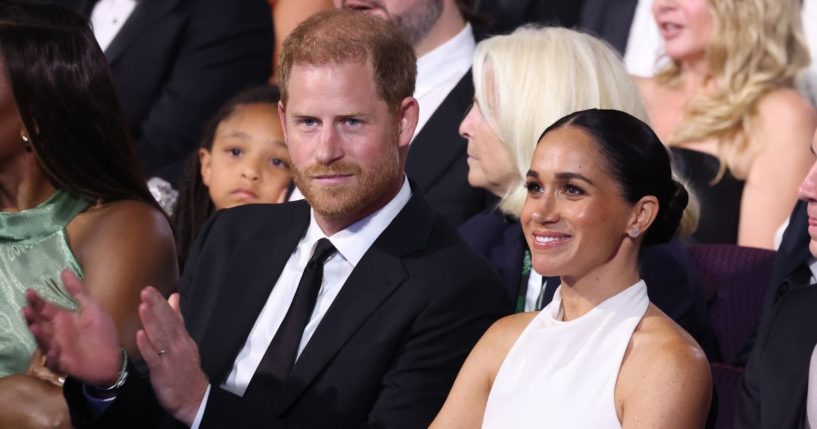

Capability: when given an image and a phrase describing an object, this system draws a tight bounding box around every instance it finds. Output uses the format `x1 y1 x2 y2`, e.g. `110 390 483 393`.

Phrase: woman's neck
677 56 713 95
0 156 55 212
557 249 641 321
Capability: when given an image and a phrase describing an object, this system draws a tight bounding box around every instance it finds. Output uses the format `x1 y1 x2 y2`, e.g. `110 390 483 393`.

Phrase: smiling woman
432 109 711 429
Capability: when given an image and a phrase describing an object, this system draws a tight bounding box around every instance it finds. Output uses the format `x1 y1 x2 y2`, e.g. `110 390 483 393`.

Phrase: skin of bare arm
737 89 817 248
429 313 534 429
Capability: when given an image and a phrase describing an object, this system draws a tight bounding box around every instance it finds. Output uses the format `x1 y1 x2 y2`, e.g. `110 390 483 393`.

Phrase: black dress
671 147 745 244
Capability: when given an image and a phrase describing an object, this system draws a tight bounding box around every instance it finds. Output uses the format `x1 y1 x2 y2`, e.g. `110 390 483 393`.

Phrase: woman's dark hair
0 0 158 209
540 108 688 247
172 84 282 269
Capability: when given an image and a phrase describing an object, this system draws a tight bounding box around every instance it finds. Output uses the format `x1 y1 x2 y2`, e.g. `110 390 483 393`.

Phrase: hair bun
644 180 689 246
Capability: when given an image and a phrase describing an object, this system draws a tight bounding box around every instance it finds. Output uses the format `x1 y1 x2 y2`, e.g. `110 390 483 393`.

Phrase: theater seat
687 244 776 365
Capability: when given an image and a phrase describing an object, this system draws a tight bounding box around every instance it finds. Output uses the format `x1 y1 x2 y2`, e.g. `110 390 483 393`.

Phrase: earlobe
629 196 659 237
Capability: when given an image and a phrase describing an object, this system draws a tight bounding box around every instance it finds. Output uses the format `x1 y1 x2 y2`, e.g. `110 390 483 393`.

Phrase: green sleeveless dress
0 190 90 376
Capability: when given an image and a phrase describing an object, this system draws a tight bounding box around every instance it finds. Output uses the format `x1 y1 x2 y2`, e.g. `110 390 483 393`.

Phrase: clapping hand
136 287 208 426
23 270 122 388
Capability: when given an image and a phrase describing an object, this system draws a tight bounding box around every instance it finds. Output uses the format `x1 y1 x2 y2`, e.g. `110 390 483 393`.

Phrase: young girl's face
200 102 291 210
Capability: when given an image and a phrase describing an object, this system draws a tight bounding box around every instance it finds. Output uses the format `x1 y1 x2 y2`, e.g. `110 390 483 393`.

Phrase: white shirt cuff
190 384 211 429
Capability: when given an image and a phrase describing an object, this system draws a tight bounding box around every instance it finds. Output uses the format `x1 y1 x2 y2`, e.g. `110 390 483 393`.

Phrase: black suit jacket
406 71 496 227
65 187 511 428
578 0 638 55
51 0 273 184
458 210 719 359
735 284 817 428
736 200 814 427
734 200 812 366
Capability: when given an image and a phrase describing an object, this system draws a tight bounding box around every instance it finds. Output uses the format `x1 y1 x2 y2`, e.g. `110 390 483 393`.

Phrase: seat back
708 363 745 429
687 244 776 364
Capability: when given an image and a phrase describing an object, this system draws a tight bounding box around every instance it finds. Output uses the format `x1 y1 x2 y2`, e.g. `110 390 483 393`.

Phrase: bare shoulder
478 312 536 364
69 200 173 253
67 199 177 295
617 305 711 428
629 305 709 373
755 88 817 130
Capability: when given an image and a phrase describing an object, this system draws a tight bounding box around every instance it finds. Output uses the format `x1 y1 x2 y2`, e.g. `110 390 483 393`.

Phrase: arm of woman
0 375 70 429
69 200 179 358
430 313 532 429
739 89 817 248
617 317 712 428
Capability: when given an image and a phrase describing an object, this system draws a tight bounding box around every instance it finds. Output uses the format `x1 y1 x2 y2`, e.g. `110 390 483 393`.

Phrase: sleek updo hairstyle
541 109 689 247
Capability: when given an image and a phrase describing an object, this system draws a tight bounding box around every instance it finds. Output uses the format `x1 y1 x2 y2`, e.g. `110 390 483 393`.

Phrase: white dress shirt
413 23 474 138
191 178 412 428
90 0 138 51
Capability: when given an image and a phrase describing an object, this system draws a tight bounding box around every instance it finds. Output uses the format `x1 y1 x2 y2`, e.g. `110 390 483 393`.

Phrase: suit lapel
104 0 182 64
271 188 435 417
197 203 311 382
405 71 473 192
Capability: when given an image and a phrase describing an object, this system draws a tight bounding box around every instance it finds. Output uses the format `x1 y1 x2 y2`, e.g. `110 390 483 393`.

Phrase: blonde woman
457 26 716 357
637 0 817 248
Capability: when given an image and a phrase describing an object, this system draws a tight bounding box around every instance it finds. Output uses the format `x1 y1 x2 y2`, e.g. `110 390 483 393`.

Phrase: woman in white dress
431 109 711 428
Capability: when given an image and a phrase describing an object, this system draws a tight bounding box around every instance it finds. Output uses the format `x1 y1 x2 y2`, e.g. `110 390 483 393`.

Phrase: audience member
334 0 496 226
25 10 510 428
432 109 711 428
268 0 333 82
637 0 817 248
736 128 817 428
474 0 583 36
49 0 274 189
623 0 817 108
457 26 716 358
173 85 291 269
0 1 177 427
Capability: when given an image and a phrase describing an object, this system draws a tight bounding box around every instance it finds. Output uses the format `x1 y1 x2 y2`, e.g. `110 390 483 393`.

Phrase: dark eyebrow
555 172 594 186
525 170 594 186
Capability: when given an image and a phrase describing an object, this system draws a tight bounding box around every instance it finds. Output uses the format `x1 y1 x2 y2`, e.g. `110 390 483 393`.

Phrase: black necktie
253 238 337 383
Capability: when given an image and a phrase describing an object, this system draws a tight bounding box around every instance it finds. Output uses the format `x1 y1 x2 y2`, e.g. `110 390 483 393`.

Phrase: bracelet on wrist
89 347 128 393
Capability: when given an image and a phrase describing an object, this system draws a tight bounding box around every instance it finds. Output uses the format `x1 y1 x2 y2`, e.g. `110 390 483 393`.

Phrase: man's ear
278 100 289 144
396 97 419 149
199 148 212 187
628 195 659 238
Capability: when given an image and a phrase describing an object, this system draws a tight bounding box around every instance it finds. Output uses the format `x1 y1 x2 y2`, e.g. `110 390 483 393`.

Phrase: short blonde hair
656 0 810 178
474 26 649 217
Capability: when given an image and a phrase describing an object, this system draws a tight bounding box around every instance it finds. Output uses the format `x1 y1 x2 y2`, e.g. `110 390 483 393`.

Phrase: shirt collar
303 177 412 267
415 23 475 99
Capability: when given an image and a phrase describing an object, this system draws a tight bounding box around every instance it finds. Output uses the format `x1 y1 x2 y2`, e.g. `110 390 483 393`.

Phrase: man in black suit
334 0 496 226
736 130 817 428
25 10 510 428
50 0 273 186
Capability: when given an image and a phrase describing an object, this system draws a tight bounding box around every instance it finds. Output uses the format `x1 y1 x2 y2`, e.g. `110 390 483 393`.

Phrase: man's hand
136 288 208 426
23 270 122 387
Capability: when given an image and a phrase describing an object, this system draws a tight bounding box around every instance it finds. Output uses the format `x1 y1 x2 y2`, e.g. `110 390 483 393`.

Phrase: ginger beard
292 124 402 219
